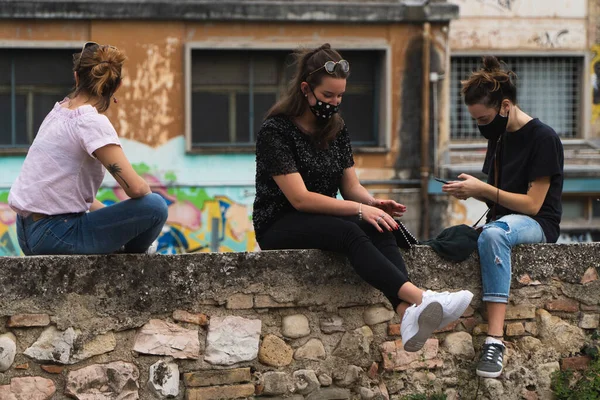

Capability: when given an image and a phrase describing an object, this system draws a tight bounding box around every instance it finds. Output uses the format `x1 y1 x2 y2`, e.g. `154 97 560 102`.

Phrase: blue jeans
16 193 168 255
478 214 546 303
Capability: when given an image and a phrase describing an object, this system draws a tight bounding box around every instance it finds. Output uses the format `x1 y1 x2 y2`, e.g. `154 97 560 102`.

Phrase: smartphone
433 177 450 184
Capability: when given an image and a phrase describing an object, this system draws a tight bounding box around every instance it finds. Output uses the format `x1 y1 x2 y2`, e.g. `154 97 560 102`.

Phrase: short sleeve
77 114 121 157
256 127 298 177
337 126 355 169
528 135 563 181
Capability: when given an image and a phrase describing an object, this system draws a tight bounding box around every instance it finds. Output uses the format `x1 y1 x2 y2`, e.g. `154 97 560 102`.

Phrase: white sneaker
401 295 443 352
424 290 474 330
146 240 159 255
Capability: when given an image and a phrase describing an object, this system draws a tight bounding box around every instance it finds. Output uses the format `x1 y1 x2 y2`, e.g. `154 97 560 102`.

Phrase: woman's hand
372 199 407 218
442 173 487 200
362 204 399 233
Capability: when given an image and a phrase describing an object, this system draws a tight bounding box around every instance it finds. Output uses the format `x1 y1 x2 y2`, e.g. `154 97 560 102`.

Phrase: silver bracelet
358 203 363 221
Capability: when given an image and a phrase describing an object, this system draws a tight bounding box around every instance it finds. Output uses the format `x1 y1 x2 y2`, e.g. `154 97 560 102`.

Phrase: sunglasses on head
308 59 350 76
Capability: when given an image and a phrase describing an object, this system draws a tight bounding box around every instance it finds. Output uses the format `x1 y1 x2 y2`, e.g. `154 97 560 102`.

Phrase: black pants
258 212 411 310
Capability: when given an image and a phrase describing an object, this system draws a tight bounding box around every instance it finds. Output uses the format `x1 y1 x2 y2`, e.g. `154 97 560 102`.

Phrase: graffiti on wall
592 45 600 123
0 165 257 256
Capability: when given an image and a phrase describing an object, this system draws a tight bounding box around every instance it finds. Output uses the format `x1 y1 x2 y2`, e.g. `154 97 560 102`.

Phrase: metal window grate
450 56 583 140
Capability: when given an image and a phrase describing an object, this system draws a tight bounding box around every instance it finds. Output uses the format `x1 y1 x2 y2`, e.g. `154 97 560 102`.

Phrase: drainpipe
420 22 431 239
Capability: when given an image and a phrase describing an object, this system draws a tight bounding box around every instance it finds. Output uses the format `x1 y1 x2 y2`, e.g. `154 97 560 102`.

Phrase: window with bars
450 56 583 140
188 49 385 149
0 48 75 150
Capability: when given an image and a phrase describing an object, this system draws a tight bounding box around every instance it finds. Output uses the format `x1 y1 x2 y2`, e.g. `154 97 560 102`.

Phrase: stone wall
0 244 599 400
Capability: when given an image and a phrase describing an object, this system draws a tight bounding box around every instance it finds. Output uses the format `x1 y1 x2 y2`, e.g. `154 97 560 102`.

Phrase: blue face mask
308 86 339 120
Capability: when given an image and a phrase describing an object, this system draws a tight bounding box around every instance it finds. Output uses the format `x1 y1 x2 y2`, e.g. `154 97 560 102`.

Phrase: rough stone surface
518 337 543 353
226 293 254 310
204 316 261 365
387 324 401 336
318 373 332 387
505 305 536 320
506 322 526 337
294 338 326 361
473 324 488 335
66 361 139 399
7 313 50 327
536 309 585 355
545 298 579 312
172 310 208 326
259 334 294 367
0 376 56 400
581 267 598 284
334 365 363 388
0 332 17 372
380 339 442 371
133 319 200 359
561 355 592 370
293 369 320 395
524 321 538 335
363 305 395 326
184 368 251 387
70 332 117 364
186 384 255 400
579 313 600 329
320 316 345 334
306 387 351 400
282 314 311 338
263 371 292 396
148 360 179 398
41 365 64 374
483 378 504 397
359 387 376 399
333 326 374 366
24 326 76 364
536 361 560 390
442 332 475 358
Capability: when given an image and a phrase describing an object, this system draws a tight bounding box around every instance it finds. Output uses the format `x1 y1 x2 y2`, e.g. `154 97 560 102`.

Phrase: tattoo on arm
107 163 130 188
527 181 533 193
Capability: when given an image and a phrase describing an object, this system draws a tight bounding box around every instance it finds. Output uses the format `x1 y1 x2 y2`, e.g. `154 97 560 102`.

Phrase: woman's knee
137 193 169 222
477 224 509 249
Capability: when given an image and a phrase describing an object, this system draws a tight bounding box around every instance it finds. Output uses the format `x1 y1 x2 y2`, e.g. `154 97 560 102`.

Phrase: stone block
505 305 536 320
306 387 351 400
435 319 460 333
461 317 479 332
380 339 442 371
293 369 320 395
0 377 56 400
363 305 395 326
259 334 293 367
205 316 261 366
318 373 332 386
263 371 292 396
506 322 526 336
148 360 179 398
173 310 209 326
41 365 64 374
367 361 379 380
294 338 326 361
334 365 362 387
442 332 475 358
226 294 254 310
545 298 579 312
561 355 592 371
24 326 76 364
524 321 538 335
581 267 598 284
536 309 585 355
579 313 599 329
254 295 295 308
282 314 310 338
0 332 16 372
186 384 255 400
320 316 345 334
7 313 50 327
133 319 200 359
387 324 401 336
333 326 373 366
473 324 488 335
66 361 139 399
184 368 251 387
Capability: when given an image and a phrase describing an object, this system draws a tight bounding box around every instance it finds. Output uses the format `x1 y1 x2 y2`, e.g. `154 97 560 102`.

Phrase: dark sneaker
476 342 505 378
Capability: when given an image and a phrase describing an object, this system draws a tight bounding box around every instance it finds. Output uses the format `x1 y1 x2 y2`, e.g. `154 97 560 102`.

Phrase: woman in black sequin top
253 44 473 352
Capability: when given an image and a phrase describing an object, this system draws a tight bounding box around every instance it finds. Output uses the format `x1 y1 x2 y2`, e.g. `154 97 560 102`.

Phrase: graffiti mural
0 173 257 256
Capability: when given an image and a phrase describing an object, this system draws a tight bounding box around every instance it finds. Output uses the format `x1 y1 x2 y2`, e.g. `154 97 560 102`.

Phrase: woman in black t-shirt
253 43 473 352
443 56 564 378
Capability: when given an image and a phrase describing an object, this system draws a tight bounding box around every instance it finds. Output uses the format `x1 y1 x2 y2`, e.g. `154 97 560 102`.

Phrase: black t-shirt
253 115 355 240
483 118 564 243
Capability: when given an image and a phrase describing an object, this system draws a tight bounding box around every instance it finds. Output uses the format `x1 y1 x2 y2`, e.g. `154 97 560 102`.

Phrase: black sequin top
253 115 355 240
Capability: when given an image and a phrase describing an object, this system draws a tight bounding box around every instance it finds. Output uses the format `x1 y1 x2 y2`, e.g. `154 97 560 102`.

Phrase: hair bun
482 55 501 73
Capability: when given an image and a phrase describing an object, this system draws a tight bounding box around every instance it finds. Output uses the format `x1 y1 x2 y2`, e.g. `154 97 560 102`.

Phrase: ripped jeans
478 214 546 303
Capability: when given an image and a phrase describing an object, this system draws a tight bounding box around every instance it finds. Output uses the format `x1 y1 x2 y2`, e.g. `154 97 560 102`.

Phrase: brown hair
461 55 517 109
71 43 126 112
266 43 350 148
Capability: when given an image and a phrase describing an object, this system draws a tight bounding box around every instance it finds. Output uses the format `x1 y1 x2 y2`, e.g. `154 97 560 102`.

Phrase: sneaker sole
403 301 443 352
476 369 502 378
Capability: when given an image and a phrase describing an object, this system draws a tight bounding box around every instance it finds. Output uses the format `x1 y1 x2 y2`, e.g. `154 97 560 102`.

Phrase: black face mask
478 111 508 140
308 87 339 120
